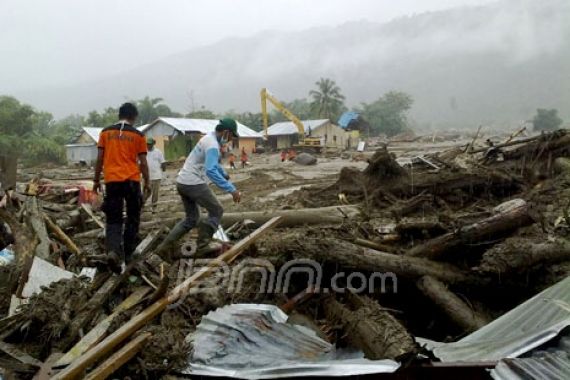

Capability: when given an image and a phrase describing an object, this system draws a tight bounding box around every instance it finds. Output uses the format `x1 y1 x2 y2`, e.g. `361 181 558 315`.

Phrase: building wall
238 138 258 154
66 145 98 164
345 130 360 149
143 122 181 153
311 122 347 148
76 131 96 144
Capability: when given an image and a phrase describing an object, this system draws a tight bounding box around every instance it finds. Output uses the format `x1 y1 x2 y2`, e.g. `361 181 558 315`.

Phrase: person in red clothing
287 148 297 161
93 103 150 270
228 152 237 170
240 147 248 168
280 150 287 162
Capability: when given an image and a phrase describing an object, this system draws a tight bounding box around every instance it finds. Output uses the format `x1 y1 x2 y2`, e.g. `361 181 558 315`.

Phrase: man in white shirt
146 137 166 214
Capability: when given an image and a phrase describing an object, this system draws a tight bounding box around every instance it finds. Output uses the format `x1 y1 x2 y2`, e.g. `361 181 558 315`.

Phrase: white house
142 118 261 160
265 119 355 150
65 127 102 164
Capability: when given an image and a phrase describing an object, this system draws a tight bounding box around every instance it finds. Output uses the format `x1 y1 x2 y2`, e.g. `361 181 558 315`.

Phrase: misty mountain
14 0 570 127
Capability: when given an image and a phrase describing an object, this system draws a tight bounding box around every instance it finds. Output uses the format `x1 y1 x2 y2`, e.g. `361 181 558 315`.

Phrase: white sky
0 0 495 89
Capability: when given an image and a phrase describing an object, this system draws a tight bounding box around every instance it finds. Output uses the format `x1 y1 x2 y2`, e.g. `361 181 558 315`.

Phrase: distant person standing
146 137 166 215
280 150 287 162
287 148 297 161
240 147 248 168
228 152 237 170
93 103 150 271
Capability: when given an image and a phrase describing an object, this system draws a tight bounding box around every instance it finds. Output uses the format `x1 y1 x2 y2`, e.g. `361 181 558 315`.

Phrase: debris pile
0 129 569 378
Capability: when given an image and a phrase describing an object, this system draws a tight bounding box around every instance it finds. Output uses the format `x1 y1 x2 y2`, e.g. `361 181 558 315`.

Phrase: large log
407 199 534 260
323 295 416 361
144 205 361 229
476 237 570 274
25 197 51 260
416 276 490 332
52 217 281 380
280 234 486 286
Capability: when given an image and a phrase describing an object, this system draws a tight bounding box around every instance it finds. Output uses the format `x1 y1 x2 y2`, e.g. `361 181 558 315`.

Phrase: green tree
186 106 217 119
0 96 65 164
269 98 315 123
0 96 35 136
224 110 264 131
136 96 180 125
49 114 85 144
359 91 413 136
86 107 118 128
309 78 346 121
532 108 563 131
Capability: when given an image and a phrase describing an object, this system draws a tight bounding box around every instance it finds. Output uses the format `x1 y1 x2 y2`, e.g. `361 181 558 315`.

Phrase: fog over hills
13 0 570 127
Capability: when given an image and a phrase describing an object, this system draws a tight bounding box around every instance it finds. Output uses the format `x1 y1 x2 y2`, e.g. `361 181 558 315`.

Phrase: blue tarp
338 112 360 129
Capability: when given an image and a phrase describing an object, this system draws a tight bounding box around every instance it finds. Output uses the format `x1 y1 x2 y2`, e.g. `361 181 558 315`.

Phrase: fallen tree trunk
476 237 570 274
416 276 490 332
279 234 486 285
407 199 534 261
221 205 360 227
323 296 416 361
77 205 360 239
25 197 51 260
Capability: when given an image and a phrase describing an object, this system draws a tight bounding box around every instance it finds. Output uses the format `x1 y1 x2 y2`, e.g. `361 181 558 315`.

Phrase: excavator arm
261 88 306 140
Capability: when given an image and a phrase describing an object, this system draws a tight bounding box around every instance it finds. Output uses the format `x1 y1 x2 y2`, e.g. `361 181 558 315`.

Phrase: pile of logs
0 129 569 379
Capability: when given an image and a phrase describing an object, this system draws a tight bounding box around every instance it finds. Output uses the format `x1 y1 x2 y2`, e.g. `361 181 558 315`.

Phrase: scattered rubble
0 128 569 378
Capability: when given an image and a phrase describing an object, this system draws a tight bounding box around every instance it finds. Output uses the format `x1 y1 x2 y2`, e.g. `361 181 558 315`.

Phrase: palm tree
136 96 174 125
309 78 346 121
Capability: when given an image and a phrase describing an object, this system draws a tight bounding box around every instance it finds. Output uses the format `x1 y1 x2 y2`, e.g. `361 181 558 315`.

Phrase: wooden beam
44 215 82 257
83 332 151 380
52 217 281 380
55 287 151 367
80 203 105 229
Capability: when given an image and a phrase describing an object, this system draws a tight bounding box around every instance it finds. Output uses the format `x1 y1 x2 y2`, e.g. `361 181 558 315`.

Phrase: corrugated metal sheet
491 332 570 380
155 117 261 138
417 276 570 362
266 119 329 136
183 304 399 379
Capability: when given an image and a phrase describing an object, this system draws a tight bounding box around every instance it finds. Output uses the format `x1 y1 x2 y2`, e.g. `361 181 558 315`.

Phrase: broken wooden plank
416 275 490 332
80 203 105 229
52 217 282 380
83 332 151 380
55 287 151 367
0 340 42 368
44 214 82 257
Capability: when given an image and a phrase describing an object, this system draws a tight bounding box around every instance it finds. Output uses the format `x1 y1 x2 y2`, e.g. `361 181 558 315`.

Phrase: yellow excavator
260 88 323 152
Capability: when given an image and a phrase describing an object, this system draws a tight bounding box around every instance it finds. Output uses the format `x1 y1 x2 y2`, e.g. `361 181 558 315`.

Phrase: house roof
81 127 103 143
266 119 330 136
148 117 261 138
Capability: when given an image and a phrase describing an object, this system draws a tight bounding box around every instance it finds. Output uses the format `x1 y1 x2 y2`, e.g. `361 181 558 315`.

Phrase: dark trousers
102 180 142 260
177 183 223 232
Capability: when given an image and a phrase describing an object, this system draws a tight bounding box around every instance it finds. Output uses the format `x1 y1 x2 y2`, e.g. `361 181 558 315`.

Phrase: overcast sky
0 0 494 91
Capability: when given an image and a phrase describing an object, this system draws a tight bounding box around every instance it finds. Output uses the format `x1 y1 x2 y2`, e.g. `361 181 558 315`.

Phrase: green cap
216 118 239 137
146 137 155 145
